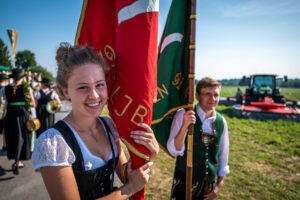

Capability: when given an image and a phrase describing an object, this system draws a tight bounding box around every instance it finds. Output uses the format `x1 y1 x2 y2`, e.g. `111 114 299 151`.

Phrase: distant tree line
0 38 12 68
217 78 300 88
280 79 300 88
217 78 241 86
0 38 54 81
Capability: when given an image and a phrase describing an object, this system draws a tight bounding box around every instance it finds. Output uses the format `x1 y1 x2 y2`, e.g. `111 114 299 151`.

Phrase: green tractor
242 74 287 105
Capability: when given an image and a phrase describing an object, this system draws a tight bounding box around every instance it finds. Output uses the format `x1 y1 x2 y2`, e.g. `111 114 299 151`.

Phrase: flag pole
186 0 197 199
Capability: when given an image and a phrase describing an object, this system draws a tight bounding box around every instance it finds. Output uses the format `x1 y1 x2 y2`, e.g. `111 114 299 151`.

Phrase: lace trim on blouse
31 128 75 171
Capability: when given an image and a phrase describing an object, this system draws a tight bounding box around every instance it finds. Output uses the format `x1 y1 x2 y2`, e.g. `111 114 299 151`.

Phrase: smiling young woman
31 43 159 200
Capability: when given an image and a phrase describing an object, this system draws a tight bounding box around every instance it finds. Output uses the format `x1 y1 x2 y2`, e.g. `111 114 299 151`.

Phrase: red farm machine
232 74 300 122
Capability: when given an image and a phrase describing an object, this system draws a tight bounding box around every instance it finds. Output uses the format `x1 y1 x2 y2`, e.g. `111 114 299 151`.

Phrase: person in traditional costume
35 77 61 138
168 77 229 200
4 69 36 175
32 43 159 200
0 73 9 152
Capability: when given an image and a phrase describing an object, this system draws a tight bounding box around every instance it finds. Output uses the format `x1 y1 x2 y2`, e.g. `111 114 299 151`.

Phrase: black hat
41 77 52 87
9 68 25 80
0 73 9 80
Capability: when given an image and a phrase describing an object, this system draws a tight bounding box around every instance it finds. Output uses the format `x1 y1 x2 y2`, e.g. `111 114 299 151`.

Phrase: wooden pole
186 0 197 199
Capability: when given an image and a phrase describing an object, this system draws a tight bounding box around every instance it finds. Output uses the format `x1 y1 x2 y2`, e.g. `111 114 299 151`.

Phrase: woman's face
62 63 108 118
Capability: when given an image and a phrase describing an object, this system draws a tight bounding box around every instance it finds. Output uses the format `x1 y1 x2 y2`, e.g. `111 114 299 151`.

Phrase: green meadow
145 105 300 199
102 86 300 199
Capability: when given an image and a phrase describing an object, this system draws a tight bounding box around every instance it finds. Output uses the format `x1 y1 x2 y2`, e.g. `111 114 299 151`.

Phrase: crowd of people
0 68 60 175
0 43 229 200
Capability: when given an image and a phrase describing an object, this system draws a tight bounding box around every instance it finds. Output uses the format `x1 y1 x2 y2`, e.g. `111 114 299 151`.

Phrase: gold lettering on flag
131 105 148 125
104 45 115 61
114 95 133 117
156 83 168 102
110 85 149 125
104 45 116 68
172 73 184 90
110 86 133 116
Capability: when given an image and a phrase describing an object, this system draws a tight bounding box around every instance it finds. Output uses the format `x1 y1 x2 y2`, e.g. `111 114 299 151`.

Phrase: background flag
75 0 158 199
151 0 191 152
7 29 18 58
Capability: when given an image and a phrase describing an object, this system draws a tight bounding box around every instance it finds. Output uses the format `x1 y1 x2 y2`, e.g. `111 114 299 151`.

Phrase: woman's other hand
125 160 153 194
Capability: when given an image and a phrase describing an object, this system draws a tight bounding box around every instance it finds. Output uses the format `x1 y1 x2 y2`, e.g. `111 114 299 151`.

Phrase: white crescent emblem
160 33 184 53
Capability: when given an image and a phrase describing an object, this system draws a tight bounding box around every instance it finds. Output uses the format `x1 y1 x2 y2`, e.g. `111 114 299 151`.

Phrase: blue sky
0 0 299 80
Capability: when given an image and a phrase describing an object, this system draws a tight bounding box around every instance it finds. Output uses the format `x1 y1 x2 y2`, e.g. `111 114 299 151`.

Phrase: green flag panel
152 0 191 152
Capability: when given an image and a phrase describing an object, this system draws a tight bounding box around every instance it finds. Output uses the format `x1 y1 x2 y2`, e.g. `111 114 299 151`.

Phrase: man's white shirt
167 104 230 176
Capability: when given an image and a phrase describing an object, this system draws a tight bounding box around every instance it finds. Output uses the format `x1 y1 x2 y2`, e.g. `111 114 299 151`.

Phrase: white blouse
32 116 119 171
167 104 230 177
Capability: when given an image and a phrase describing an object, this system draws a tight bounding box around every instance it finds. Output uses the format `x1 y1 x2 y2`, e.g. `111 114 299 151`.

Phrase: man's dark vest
53 117 119 200
176 108 224 184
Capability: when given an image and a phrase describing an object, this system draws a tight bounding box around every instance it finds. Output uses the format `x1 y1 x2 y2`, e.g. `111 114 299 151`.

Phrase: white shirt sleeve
31 128 76 171
51 91 59 100
218 117 230 176
167 109 187 157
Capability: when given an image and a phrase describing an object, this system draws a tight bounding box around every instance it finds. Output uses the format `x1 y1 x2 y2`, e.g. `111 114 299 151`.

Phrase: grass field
144 105 300 200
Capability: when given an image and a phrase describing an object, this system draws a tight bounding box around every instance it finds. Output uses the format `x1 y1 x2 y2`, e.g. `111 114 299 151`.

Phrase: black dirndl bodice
53 117 119 200
36 89 54 137
37 89 52 115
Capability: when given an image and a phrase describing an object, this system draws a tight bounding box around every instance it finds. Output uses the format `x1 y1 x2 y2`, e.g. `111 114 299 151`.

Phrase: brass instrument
46 100 61 114
26 118 41 131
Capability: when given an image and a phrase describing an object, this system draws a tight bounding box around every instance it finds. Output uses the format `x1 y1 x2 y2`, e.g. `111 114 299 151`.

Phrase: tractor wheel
274 96 286 104
245 96 254 105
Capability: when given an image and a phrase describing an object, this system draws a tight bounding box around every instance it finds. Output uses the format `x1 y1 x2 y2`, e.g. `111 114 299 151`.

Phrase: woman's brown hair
55 42 109 98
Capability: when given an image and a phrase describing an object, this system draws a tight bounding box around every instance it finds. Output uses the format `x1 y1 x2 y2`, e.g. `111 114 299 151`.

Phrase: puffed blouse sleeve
102 116 120 142
31 128 76 171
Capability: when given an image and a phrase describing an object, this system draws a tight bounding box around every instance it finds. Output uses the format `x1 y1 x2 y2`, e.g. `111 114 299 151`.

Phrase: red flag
75 0 158 199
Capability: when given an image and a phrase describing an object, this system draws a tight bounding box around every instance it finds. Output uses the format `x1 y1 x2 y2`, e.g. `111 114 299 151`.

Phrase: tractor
243 74 287 105
232 74 300 121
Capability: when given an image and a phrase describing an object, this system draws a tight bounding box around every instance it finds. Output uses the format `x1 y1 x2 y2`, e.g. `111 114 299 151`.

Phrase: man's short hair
196 77 222 94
